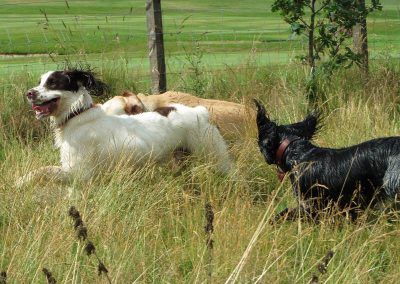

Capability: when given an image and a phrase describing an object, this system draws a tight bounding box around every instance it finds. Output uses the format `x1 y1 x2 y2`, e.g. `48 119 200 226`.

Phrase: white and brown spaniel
18 69 232 185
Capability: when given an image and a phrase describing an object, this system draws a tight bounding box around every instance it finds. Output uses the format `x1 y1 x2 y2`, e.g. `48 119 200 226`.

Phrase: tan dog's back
138 91 255 139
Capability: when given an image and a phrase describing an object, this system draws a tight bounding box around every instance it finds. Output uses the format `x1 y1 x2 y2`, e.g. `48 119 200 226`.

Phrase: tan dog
101 91 146 115
102 91 255 140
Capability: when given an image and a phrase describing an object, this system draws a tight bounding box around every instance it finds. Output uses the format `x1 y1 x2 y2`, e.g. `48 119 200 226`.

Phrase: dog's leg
173 147 191 164
188 123 232 173
271 207 302 223
169 104 232 173
16 166 69 188
271 202 316 223
169 147 191 174
271 207 290 223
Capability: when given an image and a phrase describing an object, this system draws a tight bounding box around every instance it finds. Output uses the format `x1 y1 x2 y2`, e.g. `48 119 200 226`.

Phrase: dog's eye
46 79 56 88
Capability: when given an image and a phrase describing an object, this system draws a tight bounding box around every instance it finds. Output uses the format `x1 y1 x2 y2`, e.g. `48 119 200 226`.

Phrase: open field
0 0 399 77
1 0 400 283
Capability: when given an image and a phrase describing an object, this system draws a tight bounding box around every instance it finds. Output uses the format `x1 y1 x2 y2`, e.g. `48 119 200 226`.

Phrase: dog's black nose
26 89 38 100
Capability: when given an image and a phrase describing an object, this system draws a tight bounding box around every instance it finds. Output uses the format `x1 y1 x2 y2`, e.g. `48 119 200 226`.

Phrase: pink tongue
32 104 51 113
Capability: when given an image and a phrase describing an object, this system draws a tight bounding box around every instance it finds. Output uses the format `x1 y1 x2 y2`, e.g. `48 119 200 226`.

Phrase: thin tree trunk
307 0 317 104
353 0 369 73
308 0 316 70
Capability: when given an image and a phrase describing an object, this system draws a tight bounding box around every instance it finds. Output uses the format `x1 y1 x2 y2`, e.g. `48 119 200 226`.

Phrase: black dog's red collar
275 138 300 182
58 103 95 127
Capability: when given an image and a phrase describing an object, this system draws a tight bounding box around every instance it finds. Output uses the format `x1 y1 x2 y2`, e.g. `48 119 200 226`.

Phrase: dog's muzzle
26 89 38 100
27 89 61 119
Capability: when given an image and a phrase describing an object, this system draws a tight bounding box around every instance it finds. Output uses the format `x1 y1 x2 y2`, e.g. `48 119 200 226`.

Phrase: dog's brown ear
123 93 145 115
124 104 143 115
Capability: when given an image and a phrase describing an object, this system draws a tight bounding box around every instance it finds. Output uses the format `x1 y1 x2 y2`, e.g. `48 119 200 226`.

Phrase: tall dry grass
1 58 400 283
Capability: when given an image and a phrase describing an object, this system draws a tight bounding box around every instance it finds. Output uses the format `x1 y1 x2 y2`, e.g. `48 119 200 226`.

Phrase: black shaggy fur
45 69 109 96
254 100 400 220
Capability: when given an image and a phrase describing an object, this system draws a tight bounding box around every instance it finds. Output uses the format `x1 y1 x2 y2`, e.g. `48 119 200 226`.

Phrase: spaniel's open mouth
32 97 60 119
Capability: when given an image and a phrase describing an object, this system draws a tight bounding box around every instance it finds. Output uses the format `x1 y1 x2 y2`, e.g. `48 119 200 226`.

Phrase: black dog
254 100 400 221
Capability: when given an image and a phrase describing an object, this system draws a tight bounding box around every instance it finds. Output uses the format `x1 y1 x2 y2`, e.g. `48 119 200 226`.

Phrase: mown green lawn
0 0 398 76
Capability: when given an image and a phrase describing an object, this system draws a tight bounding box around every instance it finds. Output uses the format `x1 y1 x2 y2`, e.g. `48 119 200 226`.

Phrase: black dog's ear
254 99 272 128
254 99 278 164
64 70 109 96
302 110 321 139
254 99 277 135
290 110 321 140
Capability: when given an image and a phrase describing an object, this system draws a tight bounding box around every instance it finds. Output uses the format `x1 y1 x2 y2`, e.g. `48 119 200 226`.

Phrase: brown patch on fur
122 90 145 114
154 106 176 117
124 104 143 115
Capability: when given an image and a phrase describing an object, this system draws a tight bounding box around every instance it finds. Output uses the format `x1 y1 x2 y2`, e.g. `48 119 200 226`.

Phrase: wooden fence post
353 0 369 73
146 0 167 94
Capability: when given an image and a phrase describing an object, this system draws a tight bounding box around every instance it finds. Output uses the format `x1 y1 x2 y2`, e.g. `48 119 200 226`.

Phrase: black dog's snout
26 89 38 100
